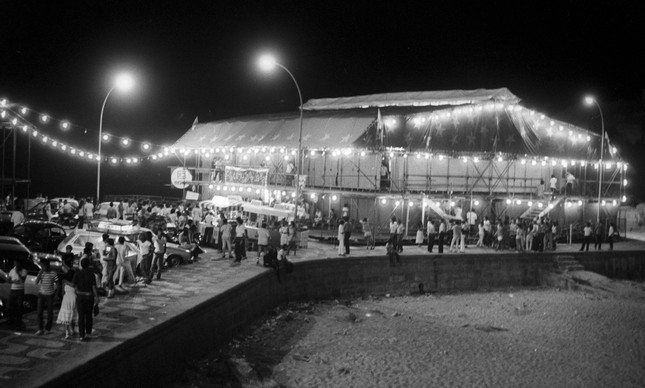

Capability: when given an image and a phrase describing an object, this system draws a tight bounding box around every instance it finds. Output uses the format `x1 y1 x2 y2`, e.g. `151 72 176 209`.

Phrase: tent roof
173 110 375 150
302 88 520 111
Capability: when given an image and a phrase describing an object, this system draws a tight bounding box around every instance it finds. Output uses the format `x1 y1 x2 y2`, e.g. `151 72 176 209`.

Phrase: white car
57 221 194 269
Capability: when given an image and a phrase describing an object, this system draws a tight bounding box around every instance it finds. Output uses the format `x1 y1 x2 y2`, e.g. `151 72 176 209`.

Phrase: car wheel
167 255 182 268
23 295 37 311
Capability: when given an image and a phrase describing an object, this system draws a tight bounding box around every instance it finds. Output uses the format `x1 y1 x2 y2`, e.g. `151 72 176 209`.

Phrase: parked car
0 237 41 310
11 220 67 254
26 198 79 227
57 221 195 269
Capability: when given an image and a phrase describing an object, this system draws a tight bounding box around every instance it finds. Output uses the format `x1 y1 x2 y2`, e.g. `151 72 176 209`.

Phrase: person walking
35 258 59 335
360 218 375 250
56 257 77 339
7 259 28 331
427 219 436 253
580 221 593 252
73 257 99 342
203 211 215 246
337 220 346 256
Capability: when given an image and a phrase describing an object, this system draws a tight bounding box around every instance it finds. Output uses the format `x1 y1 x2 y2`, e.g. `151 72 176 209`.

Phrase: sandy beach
176 272 645 388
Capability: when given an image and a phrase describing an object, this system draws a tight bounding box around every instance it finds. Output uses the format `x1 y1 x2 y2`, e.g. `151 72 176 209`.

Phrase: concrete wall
43 251 644 387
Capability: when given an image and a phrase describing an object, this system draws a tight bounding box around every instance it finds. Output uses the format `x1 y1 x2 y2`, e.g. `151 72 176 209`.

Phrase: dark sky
0 0 642 201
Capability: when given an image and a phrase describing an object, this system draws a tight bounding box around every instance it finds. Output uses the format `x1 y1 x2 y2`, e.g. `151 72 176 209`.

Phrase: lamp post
97 73 134 204
584 96 604 225
258 54 304 225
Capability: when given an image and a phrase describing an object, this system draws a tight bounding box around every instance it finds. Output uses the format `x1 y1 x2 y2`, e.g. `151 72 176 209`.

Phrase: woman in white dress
56 259 77 339
338 220 346 256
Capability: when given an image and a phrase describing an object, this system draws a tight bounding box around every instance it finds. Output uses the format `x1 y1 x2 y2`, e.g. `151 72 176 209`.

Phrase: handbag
93 304 99 316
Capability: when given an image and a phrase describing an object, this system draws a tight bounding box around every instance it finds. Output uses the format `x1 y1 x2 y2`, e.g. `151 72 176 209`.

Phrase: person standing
549 175 558 199
396 221 405 253
287 221 297 255
115 236 134 290
337 220 346 256
389 217 398 251
607 223 615 251
7 259 28 331
256 222 270 265
594 222 604 250
56 257 77 339
35 258 59 335
515 224 525 253
73 258 99 342
203 211 215 246
220 218 233 260
106 202 117 219
415 221 424 247
438 219 446 253
191 205 203 231
466 209 477 237
150 229 166 281
77 199 86 229
450 221 462 253
342 204 349 221
580 221 593 252
103 238 117 298
45 200 53 221
476 221 484 248
279 220 289 248
537 179 545 200
83 199 94 226
234 217 246 263
343 219 353 254
137 233 152 284
427 219 436 253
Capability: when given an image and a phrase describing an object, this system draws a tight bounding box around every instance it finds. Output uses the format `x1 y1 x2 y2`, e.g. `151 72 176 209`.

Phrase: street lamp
584 95 604 224
97 73 134 203
258 54 304 224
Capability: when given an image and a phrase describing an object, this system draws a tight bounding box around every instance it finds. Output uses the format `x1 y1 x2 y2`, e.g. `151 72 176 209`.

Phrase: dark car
11 220 67 254
26 200 79 228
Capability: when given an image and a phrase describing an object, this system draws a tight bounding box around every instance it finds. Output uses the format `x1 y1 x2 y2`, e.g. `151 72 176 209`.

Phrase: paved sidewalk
1 238 643 386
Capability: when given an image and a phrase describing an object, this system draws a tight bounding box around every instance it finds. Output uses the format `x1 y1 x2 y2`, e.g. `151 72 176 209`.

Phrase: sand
176 273 645 388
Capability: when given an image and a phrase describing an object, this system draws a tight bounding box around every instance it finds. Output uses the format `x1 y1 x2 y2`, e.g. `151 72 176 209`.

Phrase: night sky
1 1 642 202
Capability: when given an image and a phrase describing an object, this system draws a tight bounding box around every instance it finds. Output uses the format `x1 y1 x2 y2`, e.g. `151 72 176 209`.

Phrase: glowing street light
584 95 604 224
97 72 135 203
258 53 304 224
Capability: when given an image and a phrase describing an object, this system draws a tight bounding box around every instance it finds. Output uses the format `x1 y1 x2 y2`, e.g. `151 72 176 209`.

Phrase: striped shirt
37 270 58 295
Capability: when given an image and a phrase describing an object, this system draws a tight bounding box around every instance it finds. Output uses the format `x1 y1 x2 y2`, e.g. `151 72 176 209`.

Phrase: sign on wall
224 166 269 186
171 167 193 189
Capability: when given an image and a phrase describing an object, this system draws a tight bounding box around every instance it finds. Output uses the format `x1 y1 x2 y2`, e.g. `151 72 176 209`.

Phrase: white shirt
466 211 477 225
550 177 557 189
427 221 435 234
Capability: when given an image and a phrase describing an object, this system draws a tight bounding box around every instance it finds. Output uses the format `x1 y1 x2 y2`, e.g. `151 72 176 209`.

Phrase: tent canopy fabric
301 88 520 111
172 110 375 150
171 88 620 161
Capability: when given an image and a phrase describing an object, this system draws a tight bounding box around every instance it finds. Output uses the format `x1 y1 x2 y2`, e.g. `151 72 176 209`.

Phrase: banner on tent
224 166 269 186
